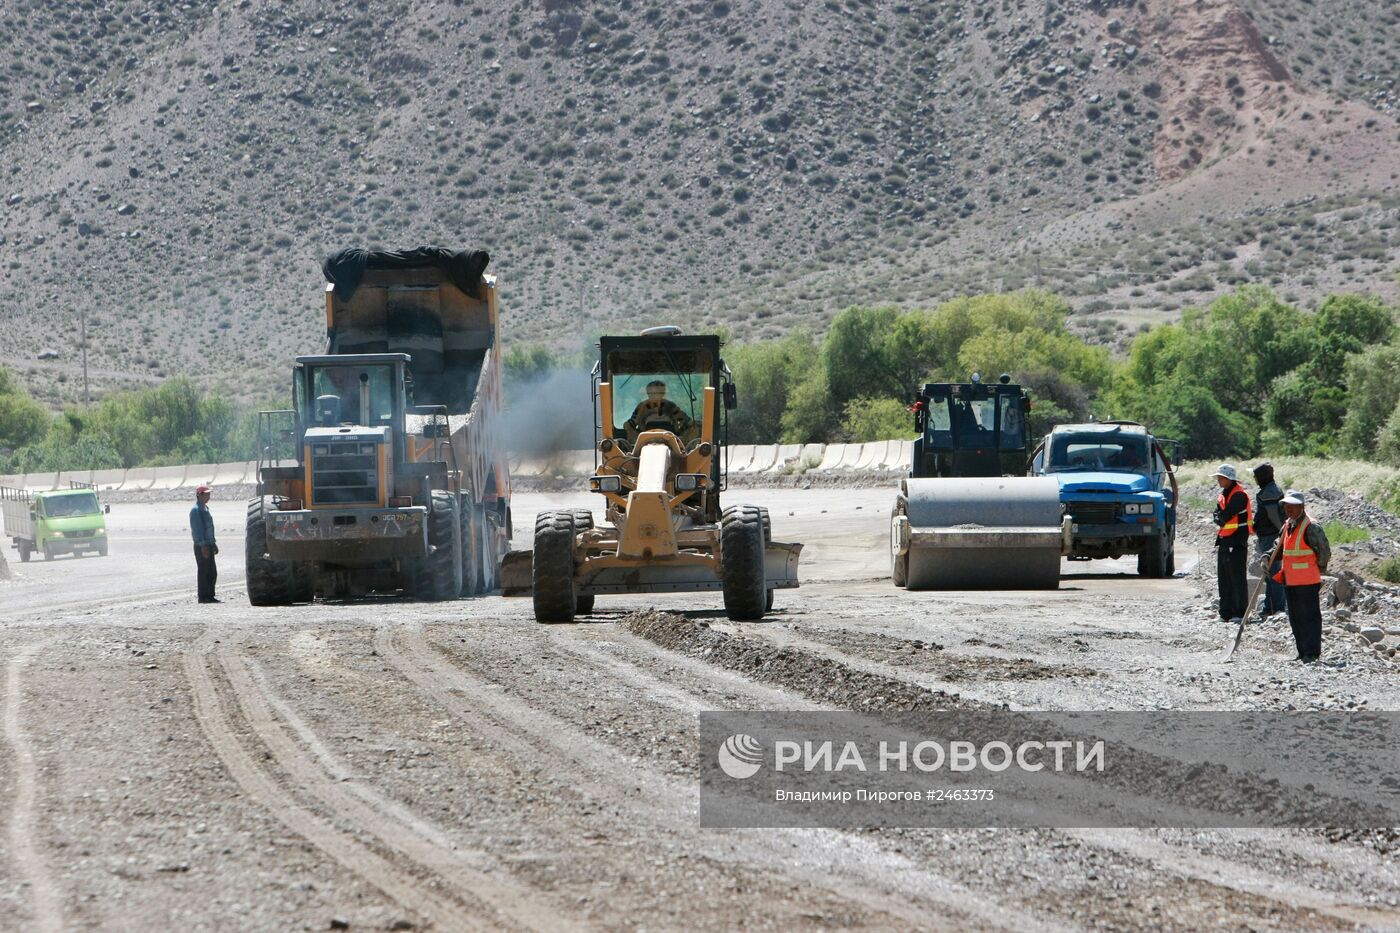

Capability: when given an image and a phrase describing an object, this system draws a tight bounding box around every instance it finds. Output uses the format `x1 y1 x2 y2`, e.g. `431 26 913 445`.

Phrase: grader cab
501 327 801 623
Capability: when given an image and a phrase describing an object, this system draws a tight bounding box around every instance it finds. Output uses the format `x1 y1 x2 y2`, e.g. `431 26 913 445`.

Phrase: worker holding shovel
1274 490 1331 663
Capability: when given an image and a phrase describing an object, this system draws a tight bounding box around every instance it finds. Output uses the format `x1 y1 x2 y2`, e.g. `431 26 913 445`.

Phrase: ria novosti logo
717 734 764 779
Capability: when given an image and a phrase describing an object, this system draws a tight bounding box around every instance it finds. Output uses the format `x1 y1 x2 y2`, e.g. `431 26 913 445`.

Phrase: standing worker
1252 462 1286 618
1274 490 1330 662
1212 464 1252 621
190 484 220 604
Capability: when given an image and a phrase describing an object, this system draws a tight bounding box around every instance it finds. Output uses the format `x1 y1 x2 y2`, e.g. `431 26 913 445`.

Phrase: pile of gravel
621 608 986 711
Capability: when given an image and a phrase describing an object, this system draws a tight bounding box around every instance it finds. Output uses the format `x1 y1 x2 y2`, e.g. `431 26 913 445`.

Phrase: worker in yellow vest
1212 464 1253 622
1272 490 1331 662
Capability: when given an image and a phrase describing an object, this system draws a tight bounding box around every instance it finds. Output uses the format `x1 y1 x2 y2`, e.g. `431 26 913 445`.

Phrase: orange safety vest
1216 485 1253 538
1273 517 1322 586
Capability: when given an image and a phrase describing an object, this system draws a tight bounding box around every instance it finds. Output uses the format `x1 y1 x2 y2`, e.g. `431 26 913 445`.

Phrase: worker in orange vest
1212 464 1252 621
1273 490 1331 662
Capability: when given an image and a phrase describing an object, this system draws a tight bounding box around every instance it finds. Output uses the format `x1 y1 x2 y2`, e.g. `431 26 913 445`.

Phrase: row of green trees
507 286 1400 463
3 285 1398 471
0 376 257 472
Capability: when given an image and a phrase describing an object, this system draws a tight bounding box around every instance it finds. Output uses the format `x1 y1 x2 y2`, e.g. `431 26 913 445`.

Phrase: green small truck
1 485 109 561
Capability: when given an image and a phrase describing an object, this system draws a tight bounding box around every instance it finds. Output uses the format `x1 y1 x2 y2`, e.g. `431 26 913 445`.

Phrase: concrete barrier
855 441 891 470
147 465 188 491
118 468 155 491
184 464 221 487
91 469 126 490
815 444 849 471
515 457 549 477
0 474 21 489
57 470 95 488
799 443 825 468
766 443 803 474
741 445 779 473
888 440 914 472
25 473 59 491
725 445 756 473
210 461 254 486
564 450 595 476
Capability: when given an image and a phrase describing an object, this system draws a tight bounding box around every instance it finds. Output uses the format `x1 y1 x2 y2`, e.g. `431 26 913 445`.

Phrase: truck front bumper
1069 521 1163 557
44 534 105 555
266 507 428 563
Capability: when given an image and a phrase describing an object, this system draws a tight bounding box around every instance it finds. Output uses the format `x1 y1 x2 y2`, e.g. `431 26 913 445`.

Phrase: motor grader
500 327 801 622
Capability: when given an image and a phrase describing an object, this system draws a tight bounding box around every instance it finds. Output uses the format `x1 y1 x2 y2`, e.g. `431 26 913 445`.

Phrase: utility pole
80 305 90 406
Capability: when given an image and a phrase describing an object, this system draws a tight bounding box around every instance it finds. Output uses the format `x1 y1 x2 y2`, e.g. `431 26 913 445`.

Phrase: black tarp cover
322 247 490 301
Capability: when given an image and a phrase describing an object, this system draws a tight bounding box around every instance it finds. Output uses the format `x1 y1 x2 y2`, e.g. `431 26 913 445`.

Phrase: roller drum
902 477 1063 590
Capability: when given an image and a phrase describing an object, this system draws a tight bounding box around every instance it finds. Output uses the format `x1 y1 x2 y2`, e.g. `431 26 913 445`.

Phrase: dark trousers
1217 542 1248 620
194 545 218 601
1286 584 1323 658
1256 534 1286 614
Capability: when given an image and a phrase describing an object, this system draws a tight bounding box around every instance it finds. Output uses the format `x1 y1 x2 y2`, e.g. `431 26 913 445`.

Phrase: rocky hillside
1 0 1397 406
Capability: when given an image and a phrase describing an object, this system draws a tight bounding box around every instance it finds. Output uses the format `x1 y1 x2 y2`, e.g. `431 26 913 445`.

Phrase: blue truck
1028 421 1179 578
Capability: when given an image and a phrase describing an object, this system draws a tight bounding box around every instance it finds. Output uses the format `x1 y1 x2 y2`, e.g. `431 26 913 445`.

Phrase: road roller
890 375 1069 590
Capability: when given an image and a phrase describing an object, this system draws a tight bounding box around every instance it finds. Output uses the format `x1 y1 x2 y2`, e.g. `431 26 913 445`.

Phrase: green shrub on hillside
0 367 49 456
842 397 912 443
1340 346 1400 458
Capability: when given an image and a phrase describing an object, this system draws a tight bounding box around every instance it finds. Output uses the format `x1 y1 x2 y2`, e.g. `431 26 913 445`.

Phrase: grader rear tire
533 510 578 623
721 505 767 621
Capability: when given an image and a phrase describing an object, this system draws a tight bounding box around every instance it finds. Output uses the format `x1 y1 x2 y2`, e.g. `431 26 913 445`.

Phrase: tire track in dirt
377 622 1070 933
3 636 63 933
1070 829 1400 930
182 629 489 931
552 626 828 713
225 652 575 932
621 611 1395 929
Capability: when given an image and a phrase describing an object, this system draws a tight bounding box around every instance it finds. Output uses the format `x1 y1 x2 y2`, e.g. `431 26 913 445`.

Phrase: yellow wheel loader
500 327 801 622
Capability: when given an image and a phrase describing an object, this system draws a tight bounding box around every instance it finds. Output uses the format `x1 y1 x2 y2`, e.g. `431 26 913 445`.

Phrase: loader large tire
721 505 767 621
460 504 482 597
533 510 579 623
246 498 295 606
17 540 30 563
414 492 462 601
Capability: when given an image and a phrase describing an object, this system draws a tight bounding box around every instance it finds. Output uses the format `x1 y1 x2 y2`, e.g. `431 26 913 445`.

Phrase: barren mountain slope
0 0 1396 406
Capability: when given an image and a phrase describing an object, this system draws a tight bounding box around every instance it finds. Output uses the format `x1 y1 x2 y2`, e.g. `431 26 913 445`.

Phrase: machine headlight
313 445 329 456
675 473 707 491
1123 503 1141 515
589 475 622 493
50 531 64 537
95 528 106 535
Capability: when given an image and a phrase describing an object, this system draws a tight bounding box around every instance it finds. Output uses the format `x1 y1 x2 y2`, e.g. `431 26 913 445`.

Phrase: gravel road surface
1 489 1398 931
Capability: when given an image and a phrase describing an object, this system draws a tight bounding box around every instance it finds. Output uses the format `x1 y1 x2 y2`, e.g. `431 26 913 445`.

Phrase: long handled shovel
1225 535 1285 661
